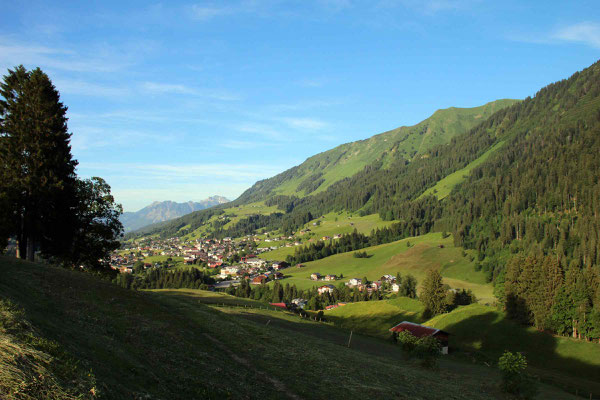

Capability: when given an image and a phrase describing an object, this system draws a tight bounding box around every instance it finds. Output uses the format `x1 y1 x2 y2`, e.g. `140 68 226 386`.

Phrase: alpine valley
2 58 600 400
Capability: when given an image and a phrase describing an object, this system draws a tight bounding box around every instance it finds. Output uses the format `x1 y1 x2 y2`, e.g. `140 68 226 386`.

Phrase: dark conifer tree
0 66 77 261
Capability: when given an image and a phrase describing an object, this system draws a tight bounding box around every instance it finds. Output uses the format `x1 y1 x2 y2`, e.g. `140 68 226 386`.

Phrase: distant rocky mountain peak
120 196 230 232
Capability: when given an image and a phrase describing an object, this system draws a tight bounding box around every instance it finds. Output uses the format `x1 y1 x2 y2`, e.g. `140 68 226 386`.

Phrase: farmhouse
291 298 307 309
389 321 450 354
346 278 362 287
251 275 269 285
272 261 287 270
272 272 284 280
310 272 322 280
318 284 335 295
324 274 337 281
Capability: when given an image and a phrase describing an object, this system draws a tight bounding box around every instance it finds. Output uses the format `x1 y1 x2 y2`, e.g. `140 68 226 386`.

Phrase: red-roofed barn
389 321 450 354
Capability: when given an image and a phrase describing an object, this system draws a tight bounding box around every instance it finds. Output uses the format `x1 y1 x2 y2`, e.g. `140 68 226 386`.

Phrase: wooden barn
389 321 450 354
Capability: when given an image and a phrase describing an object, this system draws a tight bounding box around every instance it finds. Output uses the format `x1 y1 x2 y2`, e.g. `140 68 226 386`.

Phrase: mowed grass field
257 211 395 257
264 232 495 303
1 256 570 400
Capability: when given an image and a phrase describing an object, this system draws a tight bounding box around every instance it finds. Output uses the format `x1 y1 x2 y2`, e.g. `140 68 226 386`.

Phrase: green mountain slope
239 99 518 201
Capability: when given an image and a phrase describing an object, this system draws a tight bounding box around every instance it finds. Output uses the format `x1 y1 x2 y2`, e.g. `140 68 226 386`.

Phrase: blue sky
1 1 598 211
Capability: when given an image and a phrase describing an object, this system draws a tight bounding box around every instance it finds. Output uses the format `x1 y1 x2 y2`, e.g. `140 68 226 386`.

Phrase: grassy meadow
2 255 576 399
181 201 280 240
263 232 495 303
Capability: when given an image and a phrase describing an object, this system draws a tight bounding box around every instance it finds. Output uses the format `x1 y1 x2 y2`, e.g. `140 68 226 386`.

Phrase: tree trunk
18 235 27 260
26 236 34 262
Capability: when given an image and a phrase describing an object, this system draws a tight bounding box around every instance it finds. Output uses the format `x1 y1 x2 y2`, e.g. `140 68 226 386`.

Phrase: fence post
347 331 353 348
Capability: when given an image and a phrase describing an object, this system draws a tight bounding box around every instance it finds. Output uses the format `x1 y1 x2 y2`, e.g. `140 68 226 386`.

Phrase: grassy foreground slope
1 255 566 400
151 289 580 400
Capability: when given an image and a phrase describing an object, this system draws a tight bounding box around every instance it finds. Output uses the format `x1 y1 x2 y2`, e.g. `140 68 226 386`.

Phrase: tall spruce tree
0 65 77 261
420 269 447 316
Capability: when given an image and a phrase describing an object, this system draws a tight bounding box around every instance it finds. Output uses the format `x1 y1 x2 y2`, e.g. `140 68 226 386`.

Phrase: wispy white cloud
508 22 600 49
54 78 132 98
265 99 344 112
296 78 327 88
108 184 249 212
79 161 284 181
141 81 242 101
0 38 130 73
553 22 600 49
189 2 266 21
233 122 284 139
141 81 197 95
191 5 235 20
318 0 353 12
71 127 176 152
221 139 277 149
377 0 479 14
279 117 328 131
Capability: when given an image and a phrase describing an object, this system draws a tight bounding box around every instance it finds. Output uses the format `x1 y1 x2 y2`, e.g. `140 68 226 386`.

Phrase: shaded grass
0 256 553 400
155 289 580 400
0 256 584 400
426 304 600 396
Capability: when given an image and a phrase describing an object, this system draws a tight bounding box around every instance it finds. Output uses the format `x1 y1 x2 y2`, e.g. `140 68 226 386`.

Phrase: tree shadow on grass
439 310 600 398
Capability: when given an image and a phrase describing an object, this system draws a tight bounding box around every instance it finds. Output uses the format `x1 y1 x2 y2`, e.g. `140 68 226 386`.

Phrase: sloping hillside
238 99 518 202
127 100 518 240
0 256 581 399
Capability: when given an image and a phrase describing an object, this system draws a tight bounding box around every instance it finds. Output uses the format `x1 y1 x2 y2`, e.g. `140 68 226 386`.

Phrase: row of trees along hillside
0 65 122 271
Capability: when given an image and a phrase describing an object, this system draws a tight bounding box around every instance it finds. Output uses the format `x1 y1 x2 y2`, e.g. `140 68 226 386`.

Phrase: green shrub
413 336 442 369
498 351 538 399
396 331 418 353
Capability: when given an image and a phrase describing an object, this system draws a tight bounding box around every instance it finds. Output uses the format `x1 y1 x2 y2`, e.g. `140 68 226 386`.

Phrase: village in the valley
110 232 405 310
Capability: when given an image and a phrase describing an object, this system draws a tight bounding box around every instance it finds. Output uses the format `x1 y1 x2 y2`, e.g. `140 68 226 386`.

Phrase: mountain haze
120 196 230 232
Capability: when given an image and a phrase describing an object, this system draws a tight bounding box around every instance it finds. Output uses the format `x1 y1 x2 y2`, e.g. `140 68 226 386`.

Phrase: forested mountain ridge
125 100 517 239
238 99 518 203
120 196 230 232
131 60 599 253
